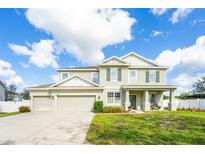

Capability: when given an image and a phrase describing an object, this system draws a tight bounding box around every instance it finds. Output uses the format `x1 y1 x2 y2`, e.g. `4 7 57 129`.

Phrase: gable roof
121 51 159 67
50 75 101 87
98 56 130 66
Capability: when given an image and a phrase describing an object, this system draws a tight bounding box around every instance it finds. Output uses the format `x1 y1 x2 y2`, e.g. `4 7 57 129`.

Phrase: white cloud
0 59 24 86
51 74 59 82
8 44 32 56
170 73 205 94
9 39 59 68
20 62 30 68
143 38 149 42
155 35 205 72
151 30 163 37
150 8 169 16
169 8 193 24
25 9 136 65
29 40 58 68
189 18 205 26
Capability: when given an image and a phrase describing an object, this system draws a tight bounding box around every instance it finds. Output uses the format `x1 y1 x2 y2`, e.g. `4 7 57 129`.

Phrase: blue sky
0 8 205 93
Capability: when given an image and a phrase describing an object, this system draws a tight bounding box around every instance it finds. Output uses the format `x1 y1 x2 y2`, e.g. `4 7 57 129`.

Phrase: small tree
5 83 17 101
193 77 205 93
177 92 190 100
21 89 30 100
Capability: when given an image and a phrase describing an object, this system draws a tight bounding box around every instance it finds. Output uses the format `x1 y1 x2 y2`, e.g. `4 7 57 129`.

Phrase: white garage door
33 96 52 111
57 96 95 112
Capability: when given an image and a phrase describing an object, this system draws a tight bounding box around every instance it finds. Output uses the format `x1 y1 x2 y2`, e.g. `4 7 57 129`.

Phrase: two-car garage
32 95 96 112
30 75 103 112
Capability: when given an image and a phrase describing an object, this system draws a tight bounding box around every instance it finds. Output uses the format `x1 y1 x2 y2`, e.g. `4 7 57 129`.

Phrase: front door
129 95 136 109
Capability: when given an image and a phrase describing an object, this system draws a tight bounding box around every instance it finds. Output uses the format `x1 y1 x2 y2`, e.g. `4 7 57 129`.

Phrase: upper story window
107 68 121 81
146 70 160 83
107 92 121 104
61 72 69 80
110 68 118 81
91 72 99 84
129 70 137 82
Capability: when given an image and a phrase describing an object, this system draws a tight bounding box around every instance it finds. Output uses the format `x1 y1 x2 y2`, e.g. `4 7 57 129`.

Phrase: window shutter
118 68 121 81
107 68 110 81
156 71 160 83
146 71 149 83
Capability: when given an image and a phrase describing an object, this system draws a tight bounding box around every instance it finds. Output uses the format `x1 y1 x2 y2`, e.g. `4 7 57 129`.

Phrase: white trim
57 68 98 71
129 66 168 69
121 51 159 67
50 75 101 87
31 94 51 97
99 56 128 65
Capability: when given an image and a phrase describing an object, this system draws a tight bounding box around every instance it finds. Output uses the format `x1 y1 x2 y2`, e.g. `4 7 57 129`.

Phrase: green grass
0 112 21 118
86 112 205 145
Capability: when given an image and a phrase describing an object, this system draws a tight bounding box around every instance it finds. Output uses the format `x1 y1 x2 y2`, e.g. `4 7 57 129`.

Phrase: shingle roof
57 66 98 70
29 83 54 88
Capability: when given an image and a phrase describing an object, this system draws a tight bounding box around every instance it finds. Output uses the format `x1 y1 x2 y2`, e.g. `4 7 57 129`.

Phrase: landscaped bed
0 112 21 118
86 111 205 145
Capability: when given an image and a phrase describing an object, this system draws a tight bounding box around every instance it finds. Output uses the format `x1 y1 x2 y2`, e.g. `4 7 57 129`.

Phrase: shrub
176 108 180 111
18 106 31 113
103 106 125 113
93 101 103 113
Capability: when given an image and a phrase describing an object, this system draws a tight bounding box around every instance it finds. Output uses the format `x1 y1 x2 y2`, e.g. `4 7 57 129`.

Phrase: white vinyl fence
0 100 30 113
177 99 205 110
164 99 205 111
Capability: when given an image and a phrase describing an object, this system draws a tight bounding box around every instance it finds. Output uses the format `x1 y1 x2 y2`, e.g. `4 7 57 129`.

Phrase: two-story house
29 52 176 112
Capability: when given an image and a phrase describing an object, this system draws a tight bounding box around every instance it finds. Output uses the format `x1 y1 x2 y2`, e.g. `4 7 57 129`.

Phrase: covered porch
121 85 177 111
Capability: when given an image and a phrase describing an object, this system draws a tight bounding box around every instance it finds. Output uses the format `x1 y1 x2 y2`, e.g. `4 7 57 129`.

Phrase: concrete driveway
0 112 94 145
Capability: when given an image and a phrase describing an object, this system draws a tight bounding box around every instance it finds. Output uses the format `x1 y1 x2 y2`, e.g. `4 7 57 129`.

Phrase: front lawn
0 112 21 118
86 112 205 145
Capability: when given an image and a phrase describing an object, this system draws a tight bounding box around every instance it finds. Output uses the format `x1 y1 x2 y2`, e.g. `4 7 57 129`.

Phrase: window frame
107 92 121 104
129 70 137 82
149 70 157 83
61 72 69 80
91 72 99 84
110 68 118 81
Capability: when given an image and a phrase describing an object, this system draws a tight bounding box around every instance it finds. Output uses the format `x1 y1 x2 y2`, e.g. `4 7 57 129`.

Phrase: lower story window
107 92 121 104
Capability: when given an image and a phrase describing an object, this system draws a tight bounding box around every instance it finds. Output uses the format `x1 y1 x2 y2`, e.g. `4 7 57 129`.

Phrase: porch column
30 95 34 112
168 90 176 111
125 90 130 111
144 90 150 111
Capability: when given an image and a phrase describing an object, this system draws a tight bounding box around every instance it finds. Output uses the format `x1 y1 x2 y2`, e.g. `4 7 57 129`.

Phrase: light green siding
99 66 128 87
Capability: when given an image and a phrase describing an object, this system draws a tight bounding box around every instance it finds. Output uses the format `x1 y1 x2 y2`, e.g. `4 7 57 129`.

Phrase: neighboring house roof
121 51 160 67
0 80 6 89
